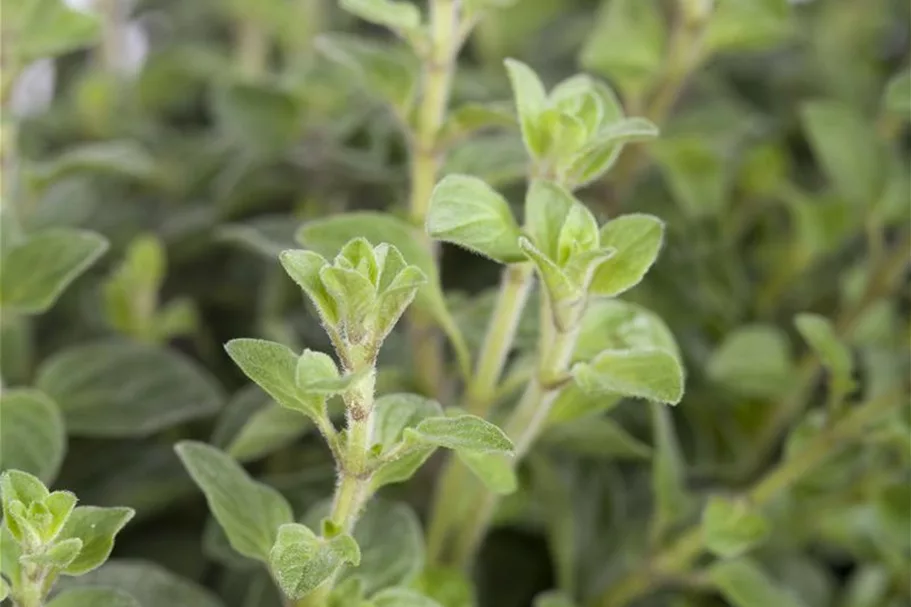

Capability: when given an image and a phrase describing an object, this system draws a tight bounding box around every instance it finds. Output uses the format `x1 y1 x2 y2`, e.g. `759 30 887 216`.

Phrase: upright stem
406 0 462 397
236 19 269 79
448 296 584 567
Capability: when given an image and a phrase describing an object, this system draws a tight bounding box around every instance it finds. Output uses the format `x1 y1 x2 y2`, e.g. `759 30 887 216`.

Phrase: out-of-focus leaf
705 0 793 53
0 389 65 483
29 141 163 188
701 495 770 558
36 341 224 437
708 558 809 607
213 81 304 156
3 0 101 63
707 325 794 400
650 402 691 536
653 137 728 217
47 588 140 607
541 416 651 460
411 566 474 607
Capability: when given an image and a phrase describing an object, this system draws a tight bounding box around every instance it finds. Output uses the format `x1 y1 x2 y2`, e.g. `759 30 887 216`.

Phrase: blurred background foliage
0 0 909 606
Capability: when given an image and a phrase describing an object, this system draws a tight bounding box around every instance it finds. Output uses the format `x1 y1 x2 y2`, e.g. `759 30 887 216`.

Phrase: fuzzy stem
405 0 462 397
591 389 903 607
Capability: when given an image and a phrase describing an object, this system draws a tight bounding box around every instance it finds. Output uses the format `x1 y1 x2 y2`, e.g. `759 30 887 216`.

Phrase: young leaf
709 558 809 607
555 203 600 266
707 325 794 400
22 537 83 569
523 180 576 261
56 506 135 575
269 523 360 600
372 588 443 607
0 389 65 483
225 339 325 421
563 117 659 188
504 58 549 158
794 313 854 406
279 250 340 326
36 341 224 437
456 451 518 495
702 495 770 558
573 299 680 364
175 441 293 562
590 214 664 297
518 237 577 307
407 415 515 454
0 229 108 315
1 470 51 543
801 100 886 206
572 349 684 404
426 174 524 263
47 588 140 607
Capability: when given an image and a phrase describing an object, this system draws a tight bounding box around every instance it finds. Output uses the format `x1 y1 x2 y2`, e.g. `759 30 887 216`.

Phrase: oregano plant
1 0 908 606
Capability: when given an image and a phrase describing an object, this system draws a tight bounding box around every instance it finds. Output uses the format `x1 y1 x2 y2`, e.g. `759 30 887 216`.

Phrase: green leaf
517 237 576 307
456 451 518 495
563 117 659 188
345 501 424 594
707 325 794 400
541 416 651 460
296 212 470 376
573 299 681 364
56 559 225 607
0 469 48 543
884 70 910 115
319 265 377 333
578 0 666 97
47 588 140 607
315 33 418 113
1 526 22 586
0 576 7 602
794 313 854 406
57 506 135 575
225 339 326 422
279 250 340 326
533 591 578 607
590 214 664 297
411 566 474 607
0 228 108 315
407 415 515 454
440 101 516 144
801 100 886 206
175 441 293 562
709 558 809 607
36 341 224 437
426 174 523 263
340 0 421 34
503 58 548 159
31 141 162 188
3 0 101 64
704 0 793 53
370 394 442 490
523 180 576 261
372 588 443 607
0 389 65 483
702 495 770 558
296 349 350 393
555 203 600 266
572 348 684 404
269 523 360 600
102 234 166 340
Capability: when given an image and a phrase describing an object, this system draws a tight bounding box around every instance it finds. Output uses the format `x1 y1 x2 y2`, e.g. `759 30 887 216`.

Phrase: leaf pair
280 238 426 356
369 394 517 494
0 470 133 578
504 58 658 188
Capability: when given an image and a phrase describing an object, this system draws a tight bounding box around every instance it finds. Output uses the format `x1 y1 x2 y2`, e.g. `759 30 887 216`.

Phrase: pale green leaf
340 0 421 33
591 214 664 297
563 117 659 188
702 495 770 558
22 537 82 569
36 341 224 436
4 0 101 63
456 451 518 495
426 174 523 263
574 299 680 364
709 558 809 607
707 325 794 400
801 100 886 206
572 348 684 404
0 389 65 483
225 339 324 421
503 58 548 159
269 523 360 599
523 180 576 260
56 559 224 607
57 506 135 575
407 414 515 454
47 588 140 607
175 441 293 562
279 249 340 326
0 228 108 314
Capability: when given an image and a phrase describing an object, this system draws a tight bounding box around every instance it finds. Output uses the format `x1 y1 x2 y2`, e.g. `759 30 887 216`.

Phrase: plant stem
236 19 269 79
406 0 462 397
448 296 584 567
591 389 902 607
466 263 535 416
